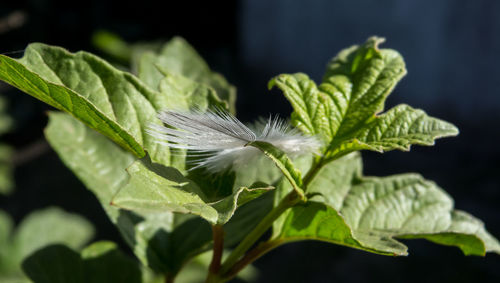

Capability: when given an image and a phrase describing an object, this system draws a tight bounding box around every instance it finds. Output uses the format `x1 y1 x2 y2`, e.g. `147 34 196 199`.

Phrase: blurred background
1 0 499 282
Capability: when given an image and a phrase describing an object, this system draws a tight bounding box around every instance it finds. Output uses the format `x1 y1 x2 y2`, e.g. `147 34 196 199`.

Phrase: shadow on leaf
22 243 142 283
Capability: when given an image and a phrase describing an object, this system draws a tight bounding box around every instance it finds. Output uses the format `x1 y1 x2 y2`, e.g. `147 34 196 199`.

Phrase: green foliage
269 37 457 161
266 37 498 258
44 111 271 277
247 141 304 198
0 208 94 282
111 158 272 224
92 30 138 64
0 35 498 283
22 241 148 283
137 37 236 113
45 112 210 275
273 153 500 256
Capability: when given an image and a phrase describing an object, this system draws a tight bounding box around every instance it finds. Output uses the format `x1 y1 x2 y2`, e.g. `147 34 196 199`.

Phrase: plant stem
219 191 301 275
214 155 329 281
223 239 283 281
302 157 324 189
217 157 330 281
207 224 224 282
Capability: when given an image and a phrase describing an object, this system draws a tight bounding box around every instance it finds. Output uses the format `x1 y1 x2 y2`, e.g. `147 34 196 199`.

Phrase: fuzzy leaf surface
111 159 218 223
112 159 273 225
0 44 148 157
0 43 222 167
44 113 269 274
327 104 458 159
270 37 457 160
273 154 500 256
45 112 213 275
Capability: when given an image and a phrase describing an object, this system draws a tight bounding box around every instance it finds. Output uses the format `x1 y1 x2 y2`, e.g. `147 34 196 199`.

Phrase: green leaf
186 150 281 205
224 188 275 247
0 211 14 275
268 73 330 140
81 241 143 283
152 70 231 170
111 159 219 224
270 155 314 239
138 37 236 113
91 30 133 64
44 112 214 275
268 37 485 257
144 72 229 171
0 44 145 158
112 159 273 225
326 104 459 159
0 43 222 167
274 153 500 256
399 210 499 256
321 37 406 138
248 141 304 199
335 174 499 255
270 37 456 160
45 112 274 276
44 111 135 223
91 30 164 73
0 211 12 245
0 208 94 280
13 208 94 259
22 244 84 283
211 182 274 224
185 151 280 230
304 152 362 209
276 201 402 254
23 241 144 283
233 157 282 189
218 158 281 243
158 72 228 111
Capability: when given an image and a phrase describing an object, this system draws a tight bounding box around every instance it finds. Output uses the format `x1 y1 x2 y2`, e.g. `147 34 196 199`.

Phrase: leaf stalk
206 224 225 282
219 190 301 277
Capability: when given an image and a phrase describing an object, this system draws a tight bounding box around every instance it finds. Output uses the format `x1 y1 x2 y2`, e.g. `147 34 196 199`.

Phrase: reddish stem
209 224 225 274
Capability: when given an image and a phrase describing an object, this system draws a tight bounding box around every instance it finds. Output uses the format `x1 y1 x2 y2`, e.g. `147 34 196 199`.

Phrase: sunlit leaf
45 112 213 275
270 37 456 161
273 154 500 256
112 158 273 225
0 43 224 167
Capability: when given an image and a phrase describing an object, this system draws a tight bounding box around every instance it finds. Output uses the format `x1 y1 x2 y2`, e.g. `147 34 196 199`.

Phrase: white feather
147 108 321 172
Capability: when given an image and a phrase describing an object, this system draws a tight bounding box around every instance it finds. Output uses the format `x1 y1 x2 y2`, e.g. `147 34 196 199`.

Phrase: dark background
1 0 499 282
